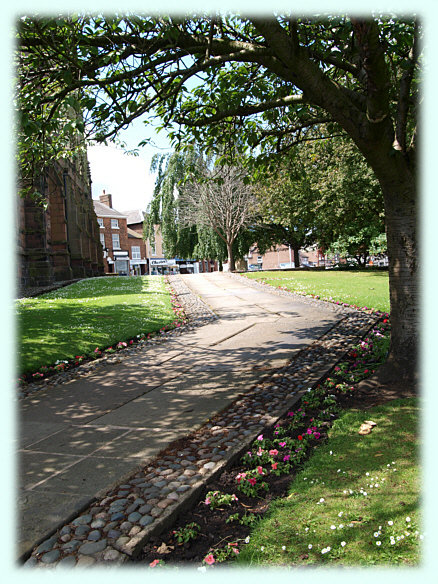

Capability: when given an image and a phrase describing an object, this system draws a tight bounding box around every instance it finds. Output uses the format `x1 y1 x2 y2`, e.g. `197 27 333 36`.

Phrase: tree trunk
227 242 235 272
374 161 418 384
292 244 301 268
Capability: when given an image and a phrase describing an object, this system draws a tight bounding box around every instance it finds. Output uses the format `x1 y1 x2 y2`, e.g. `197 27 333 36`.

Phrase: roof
128 228 143 239
121 209 145 225
93 200 128 219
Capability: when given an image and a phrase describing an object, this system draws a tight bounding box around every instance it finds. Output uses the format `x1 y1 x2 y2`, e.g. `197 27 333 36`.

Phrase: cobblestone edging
22 303 381 569
17 275 218 400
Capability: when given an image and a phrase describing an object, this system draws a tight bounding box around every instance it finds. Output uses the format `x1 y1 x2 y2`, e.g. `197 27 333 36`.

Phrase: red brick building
17 155 105 290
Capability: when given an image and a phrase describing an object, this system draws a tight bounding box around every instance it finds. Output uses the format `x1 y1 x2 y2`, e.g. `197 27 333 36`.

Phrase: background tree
253 157 317 267
146 149 255 270
178 162 259 272
16 14 421 386
301 135 386 265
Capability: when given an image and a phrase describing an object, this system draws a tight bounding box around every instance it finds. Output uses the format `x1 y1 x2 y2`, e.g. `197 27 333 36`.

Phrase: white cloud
88 144 156 212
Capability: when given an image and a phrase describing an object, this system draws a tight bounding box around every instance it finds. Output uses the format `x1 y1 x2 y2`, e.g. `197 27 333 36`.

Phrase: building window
131 246 141 259
150 241 156 255
100 233 105 248
111 219 119 229
97 218 104 228
112 233 120 249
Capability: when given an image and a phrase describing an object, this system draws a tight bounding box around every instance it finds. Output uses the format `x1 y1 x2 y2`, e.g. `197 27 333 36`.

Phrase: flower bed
132 315 419 570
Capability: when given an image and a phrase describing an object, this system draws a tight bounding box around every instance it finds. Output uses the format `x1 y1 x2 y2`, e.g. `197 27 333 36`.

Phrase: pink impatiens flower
283 455 291 462
279 442 286 448
150 559 160 567
204 554 215 565
269 449 279 456
248 477 257 486
257 466 265 475
257 434 263 441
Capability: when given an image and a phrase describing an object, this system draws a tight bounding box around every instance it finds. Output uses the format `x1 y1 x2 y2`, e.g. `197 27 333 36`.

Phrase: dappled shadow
17 288 174 374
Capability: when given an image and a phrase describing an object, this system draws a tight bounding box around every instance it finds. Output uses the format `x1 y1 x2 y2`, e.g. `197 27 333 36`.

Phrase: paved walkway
17 272 371 563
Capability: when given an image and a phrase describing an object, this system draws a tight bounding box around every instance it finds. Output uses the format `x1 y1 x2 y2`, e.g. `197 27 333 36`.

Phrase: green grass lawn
235 397 421 568
244 270 390 313
16 276 175 375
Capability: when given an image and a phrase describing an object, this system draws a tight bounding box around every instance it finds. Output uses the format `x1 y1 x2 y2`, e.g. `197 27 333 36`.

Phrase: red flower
298 435 303 441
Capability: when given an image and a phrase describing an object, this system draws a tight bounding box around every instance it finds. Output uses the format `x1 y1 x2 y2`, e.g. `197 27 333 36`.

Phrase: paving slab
91 369 263 430
17 490 92 559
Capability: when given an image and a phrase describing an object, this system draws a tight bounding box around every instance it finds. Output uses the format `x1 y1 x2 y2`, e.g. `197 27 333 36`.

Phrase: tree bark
227 242 235 272
292 244 300 267
369 154 418 383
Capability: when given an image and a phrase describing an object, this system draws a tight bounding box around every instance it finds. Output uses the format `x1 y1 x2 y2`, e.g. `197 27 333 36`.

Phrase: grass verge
16 275 179 376
244 270 390 313
235 397 421 568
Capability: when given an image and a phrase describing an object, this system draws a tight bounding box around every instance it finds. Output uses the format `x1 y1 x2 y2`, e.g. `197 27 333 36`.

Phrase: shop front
149 258 179 275
113 250 130 275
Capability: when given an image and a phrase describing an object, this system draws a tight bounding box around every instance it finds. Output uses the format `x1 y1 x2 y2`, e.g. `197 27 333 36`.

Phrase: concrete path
17 272 344 558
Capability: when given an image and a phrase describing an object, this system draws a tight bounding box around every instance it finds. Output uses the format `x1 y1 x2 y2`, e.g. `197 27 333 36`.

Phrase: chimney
100 190 113 208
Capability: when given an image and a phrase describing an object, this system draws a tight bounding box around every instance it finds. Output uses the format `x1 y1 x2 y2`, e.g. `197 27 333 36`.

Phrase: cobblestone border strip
22 307 381 569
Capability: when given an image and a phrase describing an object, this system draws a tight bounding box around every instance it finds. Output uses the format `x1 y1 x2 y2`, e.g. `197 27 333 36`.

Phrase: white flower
305 527 309 532
338 512 343 517
337 469 341 472
341 541 346 547
319 498 324 503
331 525 336 530
366 472 369 476
406 517 411 522
308 544 312 550
261 546 265 551
282 546 286 550
245 536 250 544
374 532 379 538
390 540 396 545
339 524 344 529
388 521 393 526
376 541 381 546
